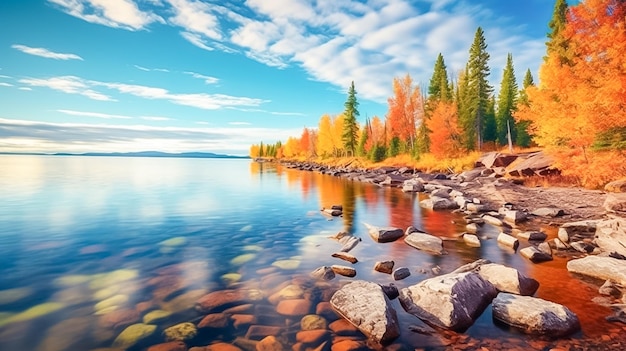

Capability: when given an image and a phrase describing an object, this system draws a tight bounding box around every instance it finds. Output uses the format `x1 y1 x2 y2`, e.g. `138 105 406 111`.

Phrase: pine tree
342 81 359 156
495 53 519 146
514 69 534 147
462 27 493 150
357 117 370 157
428 53 452 102
483 95 497 144
546 0 571 64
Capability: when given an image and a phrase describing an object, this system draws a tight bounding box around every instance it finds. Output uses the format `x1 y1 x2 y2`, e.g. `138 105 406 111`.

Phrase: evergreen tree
462 27 493 150
342 81 359 156
428 53 452 102
259 141 264 157
546 0 571 64
496 53 519 146
483 95 497 144
515 69 535 147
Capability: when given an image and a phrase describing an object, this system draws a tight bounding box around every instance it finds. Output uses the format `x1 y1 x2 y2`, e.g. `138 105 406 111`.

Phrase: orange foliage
317 114 344 157
426 101 462 158
387 74 424 148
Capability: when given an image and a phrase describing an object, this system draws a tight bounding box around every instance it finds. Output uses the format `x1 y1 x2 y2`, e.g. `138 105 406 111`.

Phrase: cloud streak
12 44 83 60
47 0 164 30
0 117 298 155
19 75 269 110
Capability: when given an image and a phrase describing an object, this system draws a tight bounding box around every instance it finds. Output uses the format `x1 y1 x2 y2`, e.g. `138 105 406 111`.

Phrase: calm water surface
0 155 614 350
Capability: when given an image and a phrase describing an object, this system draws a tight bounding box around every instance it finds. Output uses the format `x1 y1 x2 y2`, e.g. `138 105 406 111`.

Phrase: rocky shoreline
278 152 626 349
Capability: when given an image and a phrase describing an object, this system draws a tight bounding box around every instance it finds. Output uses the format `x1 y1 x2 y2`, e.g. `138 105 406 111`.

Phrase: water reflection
0 156 617 350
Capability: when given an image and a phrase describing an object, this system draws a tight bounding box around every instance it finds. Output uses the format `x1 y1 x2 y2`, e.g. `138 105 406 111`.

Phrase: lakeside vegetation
250 0 626 189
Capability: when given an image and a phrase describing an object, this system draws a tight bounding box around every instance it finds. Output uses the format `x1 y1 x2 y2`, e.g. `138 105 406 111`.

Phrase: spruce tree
462 27 493 150
496 53 519 146
357 117 370 157
516 69 535 147
428 53 452 102
342 81 359 156
483 95 497 144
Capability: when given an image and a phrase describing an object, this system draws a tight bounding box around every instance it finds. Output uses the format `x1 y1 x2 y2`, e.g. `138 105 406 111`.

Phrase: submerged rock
163 322 197 342
112 323 157 349
492 293 580 337
399 270 497 331
374 260 394 274
330 280 400 344
404 232 444 255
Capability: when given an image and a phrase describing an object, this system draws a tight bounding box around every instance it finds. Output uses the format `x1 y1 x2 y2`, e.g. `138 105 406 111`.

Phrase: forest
250 0 626 188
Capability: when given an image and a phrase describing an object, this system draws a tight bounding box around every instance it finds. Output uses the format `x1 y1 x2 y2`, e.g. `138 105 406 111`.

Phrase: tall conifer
515 69 535 147
496 53 519 146
462 27 493 150
342 81 359 156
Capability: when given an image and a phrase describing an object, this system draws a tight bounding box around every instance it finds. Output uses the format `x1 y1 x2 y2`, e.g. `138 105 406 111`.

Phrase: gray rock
405 225 426 235
538 242 552 256
605 193 626 213
339 236 360 252
330 280 400 344
420 196 459 210
466 203 487 213
477 263 539 296
402 179 424 193
570 241 597 254
532 207 565 218
492 293 580 336
567 256 626 285
552 238 570 250
392 267 411 281
399 270 497 331
520 246 553 263
558 220 600 243
430 188 452 198
364 223 404 243
599 280 623 298
380 284 399 300
595 218 626 257
404 232 444 255
503 210 527 224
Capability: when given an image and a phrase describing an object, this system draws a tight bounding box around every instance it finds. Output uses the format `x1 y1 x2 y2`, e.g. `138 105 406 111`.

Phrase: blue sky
0 0 561 155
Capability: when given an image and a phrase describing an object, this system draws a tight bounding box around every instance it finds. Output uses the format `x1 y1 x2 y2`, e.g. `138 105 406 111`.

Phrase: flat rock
392 267 410 281
567 256 626 285
196 290 247 313
558 220 600 243
112 323 157 349
516 231 547 241
399 270 497 331
497 232 519 250
477 263 539 296
331 265 357 277
463 234 481 248
492 293 580 337
595 218 626 257
330 280 400 344
420 196 459 210
532 207 565 218
331 252 358 264
404 232 444 255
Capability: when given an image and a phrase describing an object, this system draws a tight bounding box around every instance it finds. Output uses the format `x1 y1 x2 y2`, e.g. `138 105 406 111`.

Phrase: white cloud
184 71 219 84
134 65 170 72
57 109 132 119
12 44 83 60
180 31 214 51
0 117 298 155
141 116 173 121
166 0 222 40
19 76 114 101
19 87 32 91
47 0 164 30
0 82 13 87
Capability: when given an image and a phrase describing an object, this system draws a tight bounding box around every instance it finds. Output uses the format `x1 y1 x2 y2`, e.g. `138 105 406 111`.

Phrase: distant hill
1 151 250 159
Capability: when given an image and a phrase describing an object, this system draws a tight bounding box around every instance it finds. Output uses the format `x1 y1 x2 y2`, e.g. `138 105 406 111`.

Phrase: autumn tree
427 101 463 158
515 0 626 186
461 27 493 151
387 73 424 154
342 81 359 156
495 53 519 147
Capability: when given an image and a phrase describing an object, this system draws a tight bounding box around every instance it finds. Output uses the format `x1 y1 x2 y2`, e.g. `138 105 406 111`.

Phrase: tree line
251 0 626 186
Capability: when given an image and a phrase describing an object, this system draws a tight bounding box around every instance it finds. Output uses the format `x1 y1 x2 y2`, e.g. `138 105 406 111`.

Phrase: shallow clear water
0 155 614 350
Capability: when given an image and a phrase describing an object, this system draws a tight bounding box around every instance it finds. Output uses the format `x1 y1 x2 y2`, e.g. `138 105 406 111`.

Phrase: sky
0 0 564 156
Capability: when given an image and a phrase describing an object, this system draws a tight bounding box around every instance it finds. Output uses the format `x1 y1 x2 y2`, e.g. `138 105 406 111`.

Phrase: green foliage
516 69 535 147
463 27 493 151
259 141 264 157
593 127 626 150
428 53 452 102
342 81 360 156
546 0 572 64
483 95 497 143
357 119 369 157
369 144 387 162
388 137 401 157
496 53 519 146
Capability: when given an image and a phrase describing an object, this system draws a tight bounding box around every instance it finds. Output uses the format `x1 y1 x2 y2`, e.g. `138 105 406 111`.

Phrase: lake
0 155 615 350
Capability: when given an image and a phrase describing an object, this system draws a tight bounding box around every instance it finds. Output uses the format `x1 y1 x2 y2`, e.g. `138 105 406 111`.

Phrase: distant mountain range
0 151 250 159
